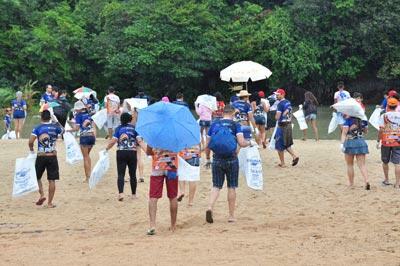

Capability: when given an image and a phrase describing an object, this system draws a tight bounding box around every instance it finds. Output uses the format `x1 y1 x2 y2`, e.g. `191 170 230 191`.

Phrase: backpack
208 121 237 157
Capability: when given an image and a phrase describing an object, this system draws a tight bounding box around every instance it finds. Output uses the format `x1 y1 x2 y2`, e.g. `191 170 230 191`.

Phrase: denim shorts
80 135 96 147
255 115 266 125
305 113 317 120
199 120 211 127
212 157 239 189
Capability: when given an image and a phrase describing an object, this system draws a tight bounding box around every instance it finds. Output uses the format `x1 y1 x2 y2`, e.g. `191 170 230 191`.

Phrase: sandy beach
1 139 400 265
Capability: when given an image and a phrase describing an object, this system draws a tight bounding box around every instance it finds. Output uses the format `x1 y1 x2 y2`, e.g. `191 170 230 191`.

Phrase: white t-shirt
379 111 400 128
334 90 351 103
104 94 120 115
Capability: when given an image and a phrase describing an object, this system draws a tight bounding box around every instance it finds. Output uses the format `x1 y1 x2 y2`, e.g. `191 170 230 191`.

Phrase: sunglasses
5 109 11 112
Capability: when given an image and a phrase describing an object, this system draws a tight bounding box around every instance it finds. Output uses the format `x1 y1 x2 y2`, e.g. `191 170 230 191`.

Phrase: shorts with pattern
381 146 400 164
212 157 239 189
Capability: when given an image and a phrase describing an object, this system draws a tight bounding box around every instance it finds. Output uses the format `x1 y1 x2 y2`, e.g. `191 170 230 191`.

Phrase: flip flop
177 194 185 202
35 197 46 206
365 183 371 190
206 210 213 224
292 157 299 166
45 204 57 208
146 228 155 236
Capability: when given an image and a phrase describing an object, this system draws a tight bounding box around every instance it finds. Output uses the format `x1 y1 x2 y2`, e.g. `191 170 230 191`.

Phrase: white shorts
107 114 120 129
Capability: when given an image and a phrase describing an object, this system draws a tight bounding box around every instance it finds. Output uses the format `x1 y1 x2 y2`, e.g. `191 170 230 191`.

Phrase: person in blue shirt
29 110 64 208
3 107 12 133
67 101 96 183
274 88 299 167
172 92 189 108
40 85 54 106
232 90 257 140
11 91 27 139
205 104 252 224
106 113 146 201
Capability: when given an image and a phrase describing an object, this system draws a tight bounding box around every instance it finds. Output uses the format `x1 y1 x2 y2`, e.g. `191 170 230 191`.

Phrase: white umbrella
220 61 272 83
195 94 217 111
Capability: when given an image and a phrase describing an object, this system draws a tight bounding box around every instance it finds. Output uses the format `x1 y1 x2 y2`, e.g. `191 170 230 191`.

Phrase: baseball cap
275 88 286 96
74 101 86 110
388 90 397 97
258 91 265 98
388 97 399 107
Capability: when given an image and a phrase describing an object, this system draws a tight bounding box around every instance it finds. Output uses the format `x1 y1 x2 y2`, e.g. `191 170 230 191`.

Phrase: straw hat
236 90 252 97
74 101 86 110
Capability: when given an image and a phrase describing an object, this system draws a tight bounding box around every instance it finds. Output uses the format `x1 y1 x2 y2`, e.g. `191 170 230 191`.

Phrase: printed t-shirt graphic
379 112 400 146
113 124 140 150
232 100 252 123
32 123 63 153
276 99 292 123
75 112 94 136
152 150 178 172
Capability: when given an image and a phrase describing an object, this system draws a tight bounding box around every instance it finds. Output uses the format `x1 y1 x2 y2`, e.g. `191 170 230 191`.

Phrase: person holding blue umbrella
136 101 200 235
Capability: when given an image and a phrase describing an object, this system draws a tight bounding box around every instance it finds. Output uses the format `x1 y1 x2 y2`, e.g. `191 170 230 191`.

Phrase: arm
145 145 154 156
275 111 282 121
67 124 79 132
248 112 256 129
205 137 211 160
341 126 349 144
237 133 251 148
105 138 117 151
137 137 148 153
28 135 36 152
263 101 270 112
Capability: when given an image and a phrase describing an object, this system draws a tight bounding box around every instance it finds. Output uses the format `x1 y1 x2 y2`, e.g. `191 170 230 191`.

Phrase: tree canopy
0 0 399 103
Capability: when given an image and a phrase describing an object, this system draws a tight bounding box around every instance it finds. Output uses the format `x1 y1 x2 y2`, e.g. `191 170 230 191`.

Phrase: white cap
74 101 86 110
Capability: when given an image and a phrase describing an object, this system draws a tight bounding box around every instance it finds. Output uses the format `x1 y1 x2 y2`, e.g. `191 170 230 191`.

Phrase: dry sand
1 139 400 265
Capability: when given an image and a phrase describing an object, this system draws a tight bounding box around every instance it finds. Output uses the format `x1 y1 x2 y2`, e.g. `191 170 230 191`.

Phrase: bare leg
200 127 205 150
47 180 56 207
107 128 113 139
188 181 196 206
15 119 20 139
277 151 285 167
148 198 158 229
345 154 355 186
311 119 319 141
19 119 24 139
286 147 298 160
38 179 44 198
302 129 307 141
383 163 389 183
208 187 220 211
137 149 144 182
81 146 92 182
356 154 369 186
169 197 178 231
178 181 185 198
395 164 400 188
227 188 236 222
259 126 266 148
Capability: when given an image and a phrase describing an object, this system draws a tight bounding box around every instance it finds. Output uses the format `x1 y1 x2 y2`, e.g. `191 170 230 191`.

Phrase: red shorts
149 175 178 199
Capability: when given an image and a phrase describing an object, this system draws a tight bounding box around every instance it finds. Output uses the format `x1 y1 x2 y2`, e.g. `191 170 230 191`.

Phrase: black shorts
35 156 59 181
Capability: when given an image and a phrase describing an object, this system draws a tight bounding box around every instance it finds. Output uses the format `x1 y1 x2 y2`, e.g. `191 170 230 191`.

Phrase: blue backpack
208 121 237 157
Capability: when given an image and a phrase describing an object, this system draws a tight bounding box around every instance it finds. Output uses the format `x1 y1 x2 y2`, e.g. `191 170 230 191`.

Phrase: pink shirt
196 104 212 121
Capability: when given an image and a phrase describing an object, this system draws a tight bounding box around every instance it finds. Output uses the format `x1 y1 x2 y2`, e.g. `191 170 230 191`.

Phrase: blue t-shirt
381 98 387 109
4 114 11 129
41 93 53 104
11 99 26 117
31 122 63 153
232 100 252 122
75 112 94 136
343 117 368 137
230 95 239 104
207 119 243 137
276 99 292 123
113 124 140 151
173 100 189 108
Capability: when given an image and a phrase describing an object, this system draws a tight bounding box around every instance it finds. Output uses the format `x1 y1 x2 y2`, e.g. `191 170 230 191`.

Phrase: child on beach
177 145 201 206
3 108 12 133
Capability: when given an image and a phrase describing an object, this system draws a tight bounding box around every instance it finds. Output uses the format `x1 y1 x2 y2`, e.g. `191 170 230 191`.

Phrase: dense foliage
0 0 399 104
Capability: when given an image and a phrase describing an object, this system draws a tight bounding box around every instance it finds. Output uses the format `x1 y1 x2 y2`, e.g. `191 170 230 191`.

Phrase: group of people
5 81 400 235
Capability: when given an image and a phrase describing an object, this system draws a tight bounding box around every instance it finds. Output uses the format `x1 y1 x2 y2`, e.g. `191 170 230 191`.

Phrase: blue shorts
199 120 211 127
305 113 317 120
13 112 25 119
212 157 239 189
344 138 369 155
241 125 252 140
254 115 266 125
275 124 293 151
80 135 96 147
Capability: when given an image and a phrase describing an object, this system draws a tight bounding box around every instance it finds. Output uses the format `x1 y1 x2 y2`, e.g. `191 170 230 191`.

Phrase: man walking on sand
274 88 299 167
29 110 64 208
378 97 400 187
104 86 121 139
205 104 252 223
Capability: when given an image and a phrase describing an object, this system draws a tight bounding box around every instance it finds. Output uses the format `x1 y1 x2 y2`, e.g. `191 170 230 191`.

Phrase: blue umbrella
136 102 200 152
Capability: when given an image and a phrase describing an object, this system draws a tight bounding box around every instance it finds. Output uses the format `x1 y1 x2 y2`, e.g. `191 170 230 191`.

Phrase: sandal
177 194 185 202
292 157 299 166
146 228 155 236
365 183 371 190
35 197 46 206
206 210 213 224
382 180 392 186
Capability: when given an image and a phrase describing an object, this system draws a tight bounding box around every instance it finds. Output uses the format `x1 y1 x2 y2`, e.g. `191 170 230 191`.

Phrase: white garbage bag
332 98 367 120
1 130 16 140
89 150 110 189
293 108 308 130
12 154 39 197
63 132 83 165
369 107 382 130
195 94 217 111
328 112 338 134
92 109 108 129
268 122 278 150
238 146 263 190
123 98 148 111
177 156 200 181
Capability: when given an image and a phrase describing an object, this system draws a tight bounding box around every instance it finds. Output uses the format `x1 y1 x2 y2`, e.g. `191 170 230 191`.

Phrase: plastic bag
89 150 110 189
293 108 308 130
92 109 108 129
63 132 83 164
1 130 16 140
369 107 382 130
238 146 263 190
328 112 338 134
177 156 200 181
332 98 367 120
12 154 39 197
268 122 278 150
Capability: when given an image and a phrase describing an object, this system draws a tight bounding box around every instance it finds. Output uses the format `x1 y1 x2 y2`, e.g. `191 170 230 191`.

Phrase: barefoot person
274 88 299 167
205 104 252 223
378 97 400 187
302 91 319 141
105 113 145 201
146 147 179 235
28 110 63 208
68 101 96 183
341 106 370 190
3 108 12 134
11 91 27 139
177 145 201 206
